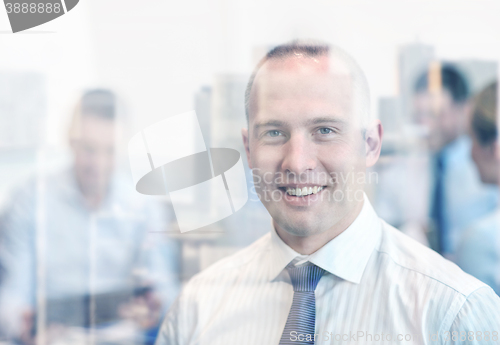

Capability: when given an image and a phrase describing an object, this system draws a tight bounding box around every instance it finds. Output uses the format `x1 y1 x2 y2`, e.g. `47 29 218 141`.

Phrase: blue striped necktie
279 263 325 345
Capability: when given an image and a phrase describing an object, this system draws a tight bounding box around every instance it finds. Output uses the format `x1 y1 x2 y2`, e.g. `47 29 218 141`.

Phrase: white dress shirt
156 194 500 345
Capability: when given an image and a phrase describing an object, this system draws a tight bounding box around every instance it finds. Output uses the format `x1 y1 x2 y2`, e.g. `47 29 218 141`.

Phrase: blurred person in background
0 89 180 344
413 64 498 259
457 82 500 295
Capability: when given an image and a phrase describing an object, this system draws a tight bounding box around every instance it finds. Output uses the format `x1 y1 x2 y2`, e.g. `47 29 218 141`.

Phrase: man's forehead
73 115 117 142
257 53 352 79
262 53 330 73
250 56 354 111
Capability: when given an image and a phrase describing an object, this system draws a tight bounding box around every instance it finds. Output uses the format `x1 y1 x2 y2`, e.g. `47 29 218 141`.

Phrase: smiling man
156 41 500 345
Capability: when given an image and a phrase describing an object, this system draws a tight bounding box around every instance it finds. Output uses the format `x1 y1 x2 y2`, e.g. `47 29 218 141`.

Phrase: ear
241 127 253 169
493 141 500 161
365 119 383 168
462 101 473 131
463 101 473 118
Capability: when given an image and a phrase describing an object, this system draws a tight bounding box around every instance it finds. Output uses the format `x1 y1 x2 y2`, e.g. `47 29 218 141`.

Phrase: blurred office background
1 0 500 344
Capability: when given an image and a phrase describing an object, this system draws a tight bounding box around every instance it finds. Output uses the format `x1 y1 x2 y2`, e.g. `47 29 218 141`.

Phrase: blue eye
319 128 334 134
268 130 281 137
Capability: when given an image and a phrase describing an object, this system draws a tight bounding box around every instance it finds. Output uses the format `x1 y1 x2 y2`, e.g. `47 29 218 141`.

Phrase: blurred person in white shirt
0 89 180 344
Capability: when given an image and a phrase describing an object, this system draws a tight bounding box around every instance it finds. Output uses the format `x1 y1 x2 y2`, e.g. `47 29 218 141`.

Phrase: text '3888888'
3 0 79 33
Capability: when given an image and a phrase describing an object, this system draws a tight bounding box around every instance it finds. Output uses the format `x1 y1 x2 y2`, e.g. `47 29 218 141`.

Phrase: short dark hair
414 64 470 103
68 89 119 140
80 89 116 120
244 40 370 127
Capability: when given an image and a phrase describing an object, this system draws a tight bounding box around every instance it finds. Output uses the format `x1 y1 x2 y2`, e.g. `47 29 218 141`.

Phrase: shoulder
168 232 270 332
375 220 500 329
176 233 271 304
0 175 40 220
377 220 487 298
451 285 500 330
187 233 271 287
3 170 70 205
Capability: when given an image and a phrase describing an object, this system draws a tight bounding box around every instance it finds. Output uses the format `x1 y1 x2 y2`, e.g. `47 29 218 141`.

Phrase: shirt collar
440 135 468 157
63 167 120 213
269 193 381 284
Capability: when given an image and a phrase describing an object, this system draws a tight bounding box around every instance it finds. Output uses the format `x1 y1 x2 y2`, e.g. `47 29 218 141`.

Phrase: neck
274 199 364 255
78 183 107 210
83 193 104 210
440 133 462 151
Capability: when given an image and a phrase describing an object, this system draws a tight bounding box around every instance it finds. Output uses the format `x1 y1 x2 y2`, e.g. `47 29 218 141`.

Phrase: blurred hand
118 290 163 330
18 309 35 345
18 309 70 345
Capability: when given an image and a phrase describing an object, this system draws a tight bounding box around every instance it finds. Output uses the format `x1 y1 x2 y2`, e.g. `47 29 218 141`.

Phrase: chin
275 214 327 237
282 224 317 237
480 174 498 186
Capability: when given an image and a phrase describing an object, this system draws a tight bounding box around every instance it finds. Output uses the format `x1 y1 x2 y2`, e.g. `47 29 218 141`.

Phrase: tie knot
286 263 325 292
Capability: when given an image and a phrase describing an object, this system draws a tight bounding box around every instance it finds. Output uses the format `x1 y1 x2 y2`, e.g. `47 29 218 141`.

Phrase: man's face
413 90 465 151
243 55 372 238
71 115 116 198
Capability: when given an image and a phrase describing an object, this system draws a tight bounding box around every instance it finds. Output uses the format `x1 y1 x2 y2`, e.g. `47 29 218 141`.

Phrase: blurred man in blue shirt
412 64 498 258
0 90 180 344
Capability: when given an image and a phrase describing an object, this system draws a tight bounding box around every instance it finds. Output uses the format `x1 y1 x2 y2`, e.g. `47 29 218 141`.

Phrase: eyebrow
253 120 288 132
253 117 346 132
303 116 347 126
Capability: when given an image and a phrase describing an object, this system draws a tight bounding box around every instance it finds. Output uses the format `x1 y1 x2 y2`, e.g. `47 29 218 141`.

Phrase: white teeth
285 186 325 196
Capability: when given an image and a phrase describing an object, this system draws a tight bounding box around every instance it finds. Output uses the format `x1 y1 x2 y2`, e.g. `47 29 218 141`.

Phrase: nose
281 133 317 177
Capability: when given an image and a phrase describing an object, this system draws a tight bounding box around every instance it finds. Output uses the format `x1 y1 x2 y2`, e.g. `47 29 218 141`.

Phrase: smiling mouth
279 186 326 197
